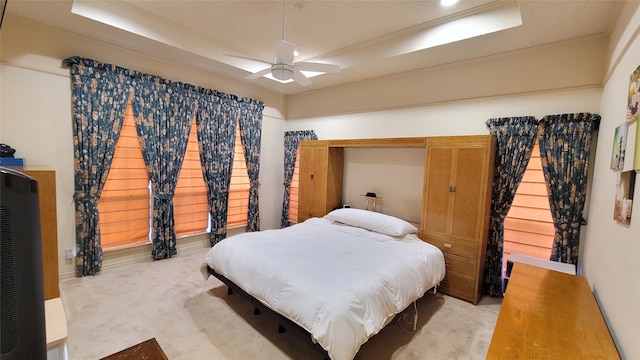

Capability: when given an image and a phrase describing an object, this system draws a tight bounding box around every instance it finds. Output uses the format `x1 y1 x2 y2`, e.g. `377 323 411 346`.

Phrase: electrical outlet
65 249 74 260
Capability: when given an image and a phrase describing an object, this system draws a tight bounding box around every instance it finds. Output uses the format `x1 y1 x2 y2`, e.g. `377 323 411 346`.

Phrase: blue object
0 158 24 167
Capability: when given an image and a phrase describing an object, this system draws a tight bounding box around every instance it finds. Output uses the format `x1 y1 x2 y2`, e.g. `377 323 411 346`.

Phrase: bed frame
207 266 331 360
207 265 425 360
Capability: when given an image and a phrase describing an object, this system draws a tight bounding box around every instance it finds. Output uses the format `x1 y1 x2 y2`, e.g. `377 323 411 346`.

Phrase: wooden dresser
420 135 495 304
21 167 60 300
487 263 620 359
297 140 344 222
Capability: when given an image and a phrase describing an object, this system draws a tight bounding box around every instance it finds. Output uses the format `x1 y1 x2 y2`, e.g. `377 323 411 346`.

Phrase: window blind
288 147 300 223
504 140 555 270
174 115 209 237
98 100 150 250
227 126 250 228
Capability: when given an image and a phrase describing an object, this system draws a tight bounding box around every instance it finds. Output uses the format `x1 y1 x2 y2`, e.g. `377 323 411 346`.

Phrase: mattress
201 217 446 360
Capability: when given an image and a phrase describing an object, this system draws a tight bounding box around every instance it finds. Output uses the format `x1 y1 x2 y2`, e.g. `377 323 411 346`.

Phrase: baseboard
59 228 249 279
58 233 213 279
102 234 210 269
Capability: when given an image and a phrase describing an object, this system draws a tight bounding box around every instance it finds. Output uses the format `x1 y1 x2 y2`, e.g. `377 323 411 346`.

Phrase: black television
0 166 47 360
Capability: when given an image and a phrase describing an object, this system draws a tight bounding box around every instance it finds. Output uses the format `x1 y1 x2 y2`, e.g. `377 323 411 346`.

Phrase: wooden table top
100 338 168 360
486 263 620 359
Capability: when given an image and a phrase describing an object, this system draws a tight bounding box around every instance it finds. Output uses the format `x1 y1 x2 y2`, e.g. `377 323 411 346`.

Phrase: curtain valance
62 56 264 107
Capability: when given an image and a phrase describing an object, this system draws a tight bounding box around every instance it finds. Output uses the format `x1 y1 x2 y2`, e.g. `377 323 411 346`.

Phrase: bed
201 208 446 360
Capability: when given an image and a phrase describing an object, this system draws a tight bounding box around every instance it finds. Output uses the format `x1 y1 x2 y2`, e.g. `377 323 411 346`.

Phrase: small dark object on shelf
1 143 16 158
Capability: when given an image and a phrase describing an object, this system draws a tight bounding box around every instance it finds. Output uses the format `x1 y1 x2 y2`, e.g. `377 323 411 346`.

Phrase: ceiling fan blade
246 68 272 80
223 53 271 66
294 62 341 73
292 70 312 86
275 40 296 64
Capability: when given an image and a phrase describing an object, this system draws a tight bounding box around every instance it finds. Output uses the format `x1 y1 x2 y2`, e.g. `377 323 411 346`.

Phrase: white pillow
324 208 417 237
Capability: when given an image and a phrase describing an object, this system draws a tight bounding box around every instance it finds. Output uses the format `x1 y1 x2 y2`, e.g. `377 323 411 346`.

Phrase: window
98 100 150 251
227 127 250 228
503 139 555 273
287 147 301 224
174 115 208 237
98 101 249 251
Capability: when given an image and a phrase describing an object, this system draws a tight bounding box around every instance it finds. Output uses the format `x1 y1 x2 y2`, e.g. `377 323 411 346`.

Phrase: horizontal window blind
288 147 300 223
228 126 250 228
174 115 209 237
504 140 555 271
98 104 250 250
98 100 150 251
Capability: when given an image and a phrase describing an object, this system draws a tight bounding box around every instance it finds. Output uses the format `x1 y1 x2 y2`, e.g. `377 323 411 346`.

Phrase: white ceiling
3 0 624 95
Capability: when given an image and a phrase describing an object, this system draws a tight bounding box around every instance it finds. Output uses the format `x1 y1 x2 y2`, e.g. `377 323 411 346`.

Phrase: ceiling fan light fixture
271 64 294 81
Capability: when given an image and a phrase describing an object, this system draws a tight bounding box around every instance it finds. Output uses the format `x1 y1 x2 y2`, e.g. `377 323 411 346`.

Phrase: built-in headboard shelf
327 137 427 148
307 137 429 225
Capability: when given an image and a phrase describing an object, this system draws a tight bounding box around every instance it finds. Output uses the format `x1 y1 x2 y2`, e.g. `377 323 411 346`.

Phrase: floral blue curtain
238 100 265 232
538 113 600 265
280 130 318 228
63 56 132 276
196 91 240 246
65 56 264 261
483 116 539 296
131 77 197 259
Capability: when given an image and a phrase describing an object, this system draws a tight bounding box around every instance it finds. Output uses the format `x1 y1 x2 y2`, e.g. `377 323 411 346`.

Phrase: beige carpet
60 246 501 360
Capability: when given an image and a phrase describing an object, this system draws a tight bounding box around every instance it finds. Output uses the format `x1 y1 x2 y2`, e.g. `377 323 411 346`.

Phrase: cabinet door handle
449 186 456 192
310 174 314 179
444 243 452 248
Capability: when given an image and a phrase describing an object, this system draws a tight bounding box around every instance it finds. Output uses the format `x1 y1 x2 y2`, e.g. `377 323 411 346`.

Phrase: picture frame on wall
635 121 640 171
627 65 640 124
627 64 640 172
614 170 635 225
611 123 628 170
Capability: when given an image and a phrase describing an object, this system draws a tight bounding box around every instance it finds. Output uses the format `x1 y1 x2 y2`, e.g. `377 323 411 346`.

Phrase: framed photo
635 121 640 171
627 65 640 124
614 170 636 225
611 123 628 170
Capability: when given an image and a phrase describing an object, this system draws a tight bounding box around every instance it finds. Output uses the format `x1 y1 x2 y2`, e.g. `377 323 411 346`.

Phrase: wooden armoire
420 136 495 304
21 167 60 301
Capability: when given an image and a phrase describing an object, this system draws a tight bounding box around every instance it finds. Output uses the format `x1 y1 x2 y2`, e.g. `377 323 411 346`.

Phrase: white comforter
201 217 446 360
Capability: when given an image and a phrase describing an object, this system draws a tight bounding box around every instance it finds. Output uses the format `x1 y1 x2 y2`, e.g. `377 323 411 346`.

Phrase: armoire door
298 141 329 221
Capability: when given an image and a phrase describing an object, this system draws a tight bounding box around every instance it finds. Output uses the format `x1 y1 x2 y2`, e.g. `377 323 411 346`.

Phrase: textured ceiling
3 0 623 95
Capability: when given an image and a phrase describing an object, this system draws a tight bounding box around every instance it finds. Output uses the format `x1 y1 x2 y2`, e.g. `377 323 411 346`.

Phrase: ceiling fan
224 2 340 86
225 40 340 86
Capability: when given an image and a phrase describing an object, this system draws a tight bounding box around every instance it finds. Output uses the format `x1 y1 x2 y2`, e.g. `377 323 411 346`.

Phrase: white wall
582 4 640 359
343 147 425 222
285 87 601 139
0 64 77 274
